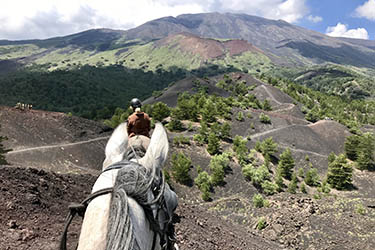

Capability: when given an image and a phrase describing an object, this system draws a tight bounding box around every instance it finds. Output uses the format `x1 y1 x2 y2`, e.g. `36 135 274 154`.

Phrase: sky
0 0 374 41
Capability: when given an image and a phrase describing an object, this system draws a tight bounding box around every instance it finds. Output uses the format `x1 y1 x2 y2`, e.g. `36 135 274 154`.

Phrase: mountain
1 12 375 117
124 13 375 68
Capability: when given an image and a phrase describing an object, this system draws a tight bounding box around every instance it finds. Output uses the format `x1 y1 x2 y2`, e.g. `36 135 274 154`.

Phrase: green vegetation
344 132 375 170
0 125 11 165
326 154 353 190
173 135 190 147
304 168 320 187
171 152 192 185
0 65 185 119
207 132 220 155
252 194 268 208
256 217 267 230
259 113 271 124
194 171 212 201
287 173 298 194
209 153 230 186
278 148 295 179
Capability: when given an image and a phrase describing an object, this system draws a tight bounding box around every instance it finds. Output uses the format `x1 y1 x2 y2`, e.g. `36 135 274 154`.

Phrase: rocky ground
1 72 375 249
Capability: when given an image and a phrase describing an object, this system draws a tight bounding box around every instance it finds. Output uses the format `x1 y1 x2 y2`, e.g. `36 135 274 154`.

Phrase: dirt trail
7 136 109 154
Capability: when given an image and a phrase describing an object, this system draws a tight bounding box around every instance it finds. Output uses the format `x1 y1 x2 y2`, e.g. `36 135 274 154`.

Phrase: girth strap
59 187 114 250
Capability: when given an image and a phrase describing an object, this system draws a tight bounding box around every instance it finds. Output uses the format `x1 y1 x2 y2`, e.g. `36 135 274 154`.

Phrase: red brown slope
155 32 264 60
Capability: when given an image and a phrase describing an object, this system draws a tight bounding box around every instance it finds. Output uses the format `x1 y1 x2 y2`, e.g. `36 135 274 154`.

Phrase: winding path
7 136 110 155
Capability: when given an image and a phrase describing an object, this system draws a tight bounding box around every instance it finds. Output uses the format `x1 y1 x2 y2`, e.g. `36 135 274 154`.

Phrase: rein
59 160 167 250
59 187 114 250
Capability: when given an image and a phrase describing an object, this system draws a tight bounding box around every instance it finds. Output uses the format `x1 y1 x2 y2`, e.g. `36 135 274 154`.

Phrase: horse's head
103 122 169 175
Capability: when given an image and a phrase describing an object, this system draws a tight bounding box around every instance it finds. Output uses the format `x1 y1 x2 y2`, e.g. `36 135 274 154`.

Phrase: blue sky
0 0 374 40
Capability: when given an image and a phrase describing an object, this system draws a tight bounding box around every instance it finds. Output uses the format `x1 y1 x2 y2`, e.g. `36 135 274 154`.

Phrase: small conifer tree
207 132 220 155
287 173 298 194
278 148 295 179
327 154 353 190
171 152 192 185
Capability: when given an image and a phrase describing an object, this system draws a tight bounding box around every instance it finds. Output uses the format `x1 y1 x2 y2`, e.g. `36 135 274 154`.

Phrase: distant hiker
127 98 151 138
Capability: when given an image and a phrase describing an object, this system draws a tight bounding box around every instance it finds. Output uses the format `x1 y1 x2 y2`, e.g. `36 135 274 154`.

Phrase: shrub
167 118 184 131
300 183 307 193
236 111 244 121
275 168 284 192
260 137 278 159
287 173 298 194
209 153 230 186
298 167 305 178
261 181 277 195
0 125 11 165
233 135 248 161
253 194 266 208
195 171 212 201
256 217 267 230
304 168 320 187
207 132 220 155
171 152 192 184
355 203 366 215
151 102 170 121
242 163 255 181
252 165 270 186
259 113 271 124
173 135 190 147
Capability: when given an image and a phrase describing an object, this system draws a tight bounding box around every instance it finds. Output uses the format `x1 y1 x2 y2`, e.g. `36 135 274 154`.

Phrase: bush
261 181 277 195
207 132 220 155
253 194 267 208
233 135 248 161
242 163 255 181
300 183 307 193
236 111 244 121
260 137 278 159
251 165 270 186
304 168 320 187
256 217 267 230
287 173 298 194
152 102 170 121
259 113 271 124
171 152 192 184
167 118 184 131
209 153 230 186
0 125 11 165
195 171 212 201
173 135 190 147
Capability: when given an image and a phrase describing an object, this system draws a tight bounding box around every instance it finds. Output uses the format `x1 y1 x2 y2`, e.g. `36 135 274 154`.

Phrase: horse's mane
106 160 154 250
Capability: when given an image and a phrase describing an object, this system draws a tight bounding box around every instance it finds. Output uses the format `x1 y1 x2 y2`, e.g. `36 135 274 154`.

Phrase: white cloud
211 0 308 23
326 23 369 39
354 0 375 20
0 0 309 40
307 15 323 23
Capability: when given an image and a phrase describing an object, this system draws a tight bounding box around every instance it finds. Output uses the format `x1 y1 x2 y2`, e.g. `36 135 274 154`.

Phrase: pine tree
357 133 375 170
278 148 295 179
327 154 353 190
260 137 278 159
171 152 192 185
151 102 170 121
0 125 11 165
207 132 220 155
344 135 361 161
288 173 298 194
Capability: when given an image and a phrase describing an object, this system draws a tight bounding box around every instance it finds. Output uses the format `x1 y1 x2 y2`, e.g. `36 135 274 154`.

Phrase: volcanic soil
1 72 375 249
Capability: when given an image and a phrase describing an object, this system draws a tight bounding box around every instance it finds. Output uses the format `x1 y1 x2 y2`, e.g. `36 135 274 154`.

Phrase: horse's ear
139 122 169 171
102 122 129 170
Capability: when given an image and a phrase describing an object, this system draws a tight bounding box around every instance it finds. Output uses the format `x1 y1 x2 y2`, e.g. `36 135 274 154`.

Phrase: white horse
76 122 177 250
